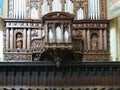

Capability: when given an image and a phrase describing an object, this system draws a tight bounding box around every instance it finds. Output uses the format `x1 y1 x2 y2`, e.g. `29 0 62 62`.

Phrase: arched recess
40 49 75 61
16 32 23 49
77 8 84 20
90 33 99 50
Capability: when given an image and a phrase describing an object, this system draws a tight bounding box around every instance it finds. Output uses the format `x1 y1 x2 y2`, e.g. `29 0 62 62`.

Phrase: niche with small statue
91 33 98 50
16 33 23 49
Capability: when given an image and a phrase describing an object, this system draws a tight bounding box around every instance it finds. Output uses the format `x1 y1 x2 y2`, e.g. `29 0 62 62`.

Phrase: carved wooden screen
4 0 110 61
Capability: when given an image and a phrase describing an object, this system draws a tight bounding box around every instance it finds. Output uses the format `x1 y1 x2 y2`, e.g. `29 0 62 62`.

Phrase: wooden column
104 29 107 50
73 0 77 20
53 23 56 42
45 23 48 42
27 28 31 49
99 29 103 49
68 23 71 43
61 0 64 12
10 28 14 49
87 29 90 50
6 28 10 49
23 28 27 49
83 29 86 50
61 23 64 42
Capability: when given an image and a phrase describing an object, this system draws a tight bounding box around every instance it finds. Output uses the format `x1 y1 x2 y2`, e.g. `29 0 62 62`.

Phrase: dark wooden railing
0 61 120 90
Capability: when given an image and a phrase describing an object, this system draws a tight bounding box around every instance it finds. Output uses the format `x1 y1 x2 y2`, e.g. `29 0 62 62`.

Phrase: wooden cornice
42 12 74 21
3 18 42 23
0 61 120 67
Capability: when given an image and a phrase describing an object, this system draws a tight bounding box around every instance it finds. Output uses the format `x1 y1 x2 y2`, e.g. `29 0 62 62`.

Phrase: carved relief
31 39 45 53
32 53 41 61
72 39 84 53
72 30 83 38
31 29 39 39
4 54 32 61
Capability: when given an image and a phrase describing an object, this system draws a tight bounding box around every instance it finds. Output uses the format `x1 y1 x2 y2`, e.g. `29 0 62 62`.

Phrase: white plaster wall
110 28 117 61
0 30 3 61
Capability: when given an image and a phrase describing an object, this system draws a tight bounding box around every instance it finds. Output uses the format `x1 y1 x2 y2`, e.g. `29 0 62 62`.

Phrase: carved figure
16 33 23 49
91 36 98 50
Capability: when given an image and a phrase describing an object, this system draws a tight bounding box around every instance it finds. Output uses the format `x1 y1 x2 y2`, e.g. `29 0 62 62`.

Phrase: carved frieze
4 54 32 61
83 54 110 62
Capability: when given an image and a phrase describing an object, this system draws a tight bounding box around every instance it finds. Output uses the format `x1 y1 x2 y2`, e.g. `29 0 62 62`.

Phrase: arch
77 8 84 20
40 49 75 61
40 49 54 61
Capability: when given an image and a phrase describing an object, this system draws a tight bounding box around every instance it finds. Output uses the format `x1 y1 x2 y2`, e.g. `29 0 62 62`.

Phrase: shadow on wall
0 18 4 30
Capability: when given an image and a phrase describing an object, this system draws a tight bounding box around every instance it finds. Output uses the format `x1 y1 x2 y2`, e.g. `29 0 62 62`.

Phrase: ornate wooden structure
4 0 110 62
2 0 115 89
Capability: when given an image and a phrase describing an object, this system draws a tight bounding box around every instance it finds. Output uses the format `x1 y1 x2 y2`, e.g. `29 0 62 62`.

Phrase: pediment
42 12 74 20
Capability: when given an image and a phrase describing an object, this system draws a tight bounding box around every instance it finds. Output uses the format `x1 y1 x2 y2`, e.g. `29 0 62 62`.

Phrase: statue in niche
16 33 23 49
91 34 98 50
